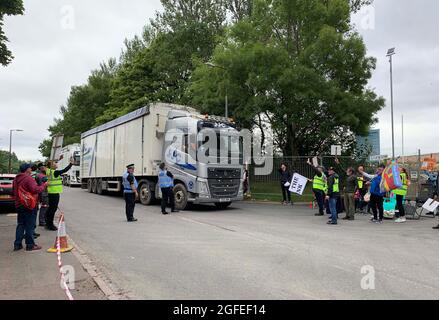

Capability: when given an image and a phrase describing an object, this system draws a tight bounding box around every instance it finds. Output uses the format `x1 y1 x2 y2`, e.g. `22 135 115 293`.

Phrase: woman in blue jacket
359 165 386 224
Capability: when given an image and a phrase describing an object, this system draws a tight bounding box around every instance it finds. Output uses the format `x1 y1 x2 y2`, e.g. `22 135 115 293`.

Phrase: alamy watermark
360 265 376 290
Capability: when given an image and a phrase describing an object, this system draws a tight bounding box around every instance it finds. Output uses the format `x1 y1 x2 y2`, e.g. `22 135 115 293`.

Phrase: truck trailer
80 103 244 210
58 143 81 187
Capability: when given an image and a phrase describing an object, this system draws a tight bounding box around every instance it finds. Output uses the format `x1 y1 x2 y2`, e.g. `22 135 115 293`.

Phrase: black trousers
395 194 406 218
370 194 384 220
46 193 60 227
314 190 325 214
281 183 291 202
124 193 136 221
161 187 175 213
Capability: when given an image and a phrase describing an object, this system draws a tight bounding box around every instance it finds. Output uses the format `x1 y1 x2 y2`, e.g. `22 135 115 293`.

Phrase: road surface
60 187 439 300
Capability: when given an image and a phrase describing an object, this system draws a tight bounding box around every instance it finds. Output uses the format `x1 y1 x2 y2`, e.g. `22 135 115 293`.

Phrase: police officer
122 164 138 222
158 163 179 215
45 156 73 231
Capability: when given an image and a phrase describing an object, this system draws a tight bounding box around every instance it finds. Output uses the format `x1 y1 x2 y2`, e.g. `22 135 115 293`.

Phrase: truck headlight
198 181 209 195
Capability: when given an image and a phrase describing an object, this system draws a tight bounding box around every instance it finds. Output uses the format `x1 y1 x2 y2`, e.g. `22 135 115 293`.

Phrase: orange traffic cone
47 213 73 253
309 201 313 209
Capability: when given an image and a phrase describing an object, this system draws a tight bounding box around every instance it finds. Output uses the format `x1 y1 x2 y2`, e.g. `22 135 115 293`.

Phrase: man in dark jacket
326 167 340 225
13 163 48 251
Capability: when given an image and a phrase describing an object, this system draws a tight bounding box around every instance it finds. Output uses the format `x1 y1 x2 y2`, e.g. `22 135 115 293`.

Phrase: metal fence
246 156 438 201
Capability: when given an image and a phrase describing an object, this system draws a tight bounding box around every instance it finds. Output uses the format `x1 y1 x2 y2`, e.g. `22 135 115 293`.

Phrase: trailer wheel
173 183 188 211
91 179 98 194
87 179 93 193
215 202 232 210
96 179 104 195
139 181 155 205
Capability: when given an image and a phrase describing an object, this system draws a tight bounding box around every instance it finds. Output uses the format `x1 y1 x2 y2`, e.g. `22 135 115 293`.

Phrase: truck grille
207 168 241 179
208 178 240 198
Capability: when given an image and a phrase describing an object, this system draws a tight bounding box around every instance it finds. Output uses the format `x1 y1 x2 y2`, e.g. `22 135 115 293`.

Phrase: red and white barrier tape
56 211 74 301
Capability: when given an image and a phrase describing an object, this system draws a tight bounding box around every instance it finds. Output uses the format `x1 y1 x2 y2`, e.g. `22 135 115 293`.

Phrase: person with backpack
359 164 386 224
13 163 48 251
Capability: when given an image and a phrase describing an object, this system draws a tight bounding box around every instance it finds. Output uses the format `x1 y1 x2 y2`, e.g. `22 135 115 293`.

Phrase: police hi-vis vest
122 172 138 193
393 172 408 196
47 168 63 194
158 169 173 188
313 174 327 192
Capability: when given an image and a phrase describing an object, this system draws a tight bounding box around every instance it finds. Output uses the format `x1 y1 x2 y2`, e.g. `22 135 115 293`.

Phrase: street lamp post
8 129 23 173
387 47 396 160
205 62 229 118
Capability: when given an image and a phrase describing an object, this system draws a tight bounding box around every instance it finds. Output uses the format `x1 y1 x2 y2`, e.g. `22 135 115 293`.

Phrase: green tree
0 150 24 174
38 139 52 159
97 0 226 124
0 0 24 66
40 59 117 156
189 0 384 157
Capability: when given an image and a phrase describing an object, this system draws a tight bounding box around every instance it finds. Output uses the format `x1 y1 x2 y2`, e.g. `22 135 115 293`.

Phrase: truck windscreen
197 122 243 164
73 151 80 166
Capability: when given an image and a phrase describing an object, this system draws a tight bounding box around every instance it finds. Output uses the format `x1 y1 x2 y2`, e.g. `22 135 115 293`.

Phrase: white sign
369 155 388 162
50 135 64 161
331 145 342 156
422 199 439 212
410 171 418 180
289 173 308 195
312 157 319 167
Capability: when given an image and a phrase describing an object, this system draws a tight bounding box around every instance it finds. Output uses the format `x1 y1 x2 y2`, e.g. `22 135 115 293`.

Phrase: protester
334 158 357 221
433 175 439 230
359 164 386 224
13 163 48 251
393 167 409 223
35 163 49 227
243 169 249 196
356 165 368 213
307 159 327 216
279 163 293 205
342 167 357 221
45 157 73 231
326 167 340 225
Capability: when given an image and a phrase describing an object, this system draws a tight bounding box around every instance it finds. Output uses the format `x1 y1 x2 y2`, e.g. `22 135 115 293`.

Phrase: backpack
17 185 38 210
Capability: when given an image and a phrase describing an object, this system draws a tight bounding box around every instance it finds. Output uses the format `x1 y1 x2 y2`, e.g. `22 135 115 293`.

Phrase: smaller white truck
58 144 81 187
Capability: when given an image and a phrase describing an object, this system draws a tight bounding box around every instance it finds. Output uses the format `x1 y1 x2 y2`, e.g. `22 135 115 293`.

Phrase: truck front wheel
139 181 155 205
173 183 188 211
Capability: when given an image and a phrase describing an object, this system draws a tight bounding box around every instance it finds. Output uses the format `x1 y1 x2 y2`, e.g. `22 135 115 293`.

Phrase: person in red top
13 163 48 251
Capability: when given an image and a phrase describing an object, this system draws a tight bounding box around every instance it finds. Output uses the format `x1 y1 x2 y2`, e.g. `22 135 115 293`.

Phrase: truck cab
160 110 244 209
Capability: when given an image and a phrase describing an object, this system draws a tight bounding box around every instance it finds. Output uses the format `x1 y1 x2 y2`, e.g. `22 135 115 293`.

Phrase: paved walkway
0 208 106 300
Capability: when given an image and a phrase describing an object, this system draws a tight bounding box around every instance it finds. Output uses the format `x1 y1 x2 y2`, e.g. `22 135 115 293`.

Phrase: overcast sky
0 0 438 161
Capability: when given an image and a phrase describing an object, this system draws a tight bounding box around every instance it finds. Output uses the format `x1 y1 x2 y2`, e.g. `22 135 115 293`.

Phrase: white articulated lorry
80 103 244 210
58 143 81 187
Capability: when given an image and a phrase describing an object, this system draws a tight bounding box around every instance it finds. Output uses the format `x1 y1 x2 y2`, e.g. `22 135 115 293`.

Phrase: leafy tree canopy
0 0 24 66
